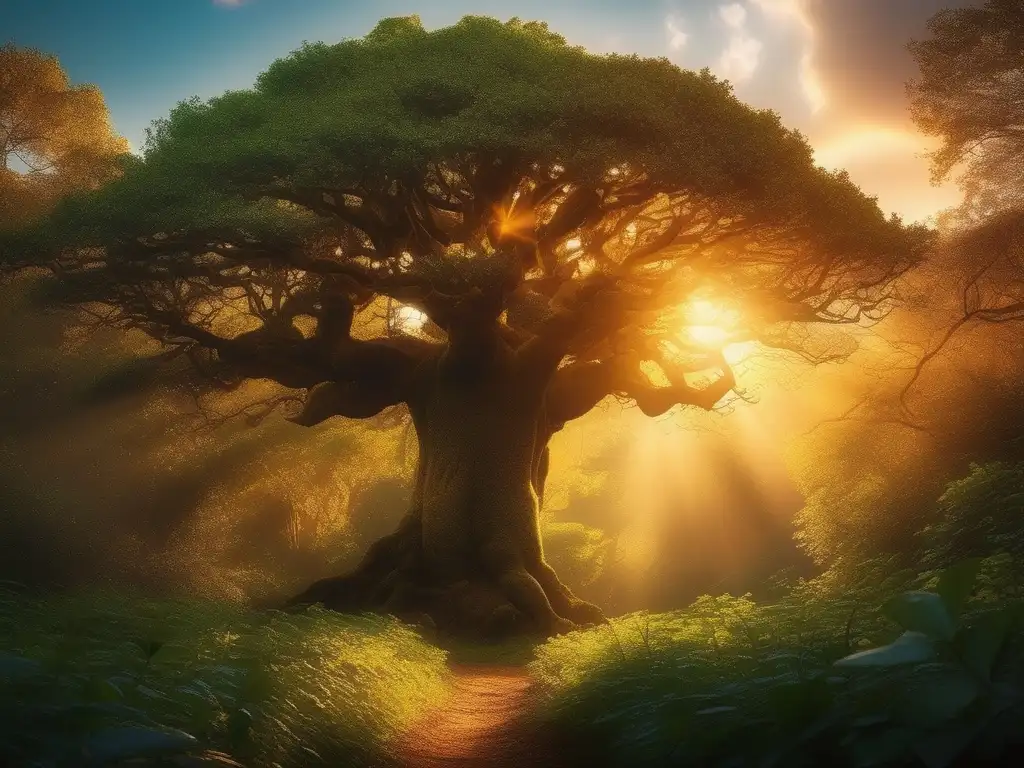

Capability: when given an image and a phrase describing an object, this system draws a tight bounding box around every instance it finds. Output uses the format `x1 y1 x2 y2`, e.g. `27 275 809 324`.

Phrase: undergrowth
531 558 1024 768
0 587 450 767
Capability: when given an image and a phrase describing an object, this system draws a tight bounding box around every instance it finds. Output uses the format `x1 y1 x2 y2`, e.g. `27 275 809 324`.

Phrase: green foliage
531 563 1024 767
541 521 613 589
0 44 128 230
790 432 944 569
0 587 450 767
919 463 1024 578
0 273 414 599
909 0 1024 212
794 452 1024 587
2 15 925 268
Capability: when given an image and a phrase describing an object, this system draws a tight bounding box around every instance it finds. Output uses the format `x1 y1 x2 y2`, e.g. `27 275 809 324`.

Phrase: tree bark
286 324 607 641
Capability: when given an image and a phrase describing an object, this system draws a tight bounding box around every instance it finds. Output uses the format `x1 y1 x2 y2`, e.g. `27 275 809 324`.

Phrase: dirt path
393 664 570 768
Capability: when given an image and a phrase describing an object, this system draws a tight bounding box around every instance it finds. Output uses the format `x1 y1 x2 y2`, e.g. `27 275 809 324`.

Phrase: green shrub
0 587 450 766
532 562 1024 767
542 521 613 590
919 462 1024 579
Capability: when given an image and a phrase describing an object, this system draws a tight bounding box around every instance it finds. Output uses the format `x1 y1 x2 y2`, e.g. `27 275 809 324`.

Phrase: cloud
805 0 983 126
813 127 961 223
665 15 689 50
748 0 822 111
797 51 826 114
213 0 249 7
813 127 934 170
719 3 748 29
715 3 762 83
750 0 982 123
748 0 800 16
741 0 971 221
718 34 763 82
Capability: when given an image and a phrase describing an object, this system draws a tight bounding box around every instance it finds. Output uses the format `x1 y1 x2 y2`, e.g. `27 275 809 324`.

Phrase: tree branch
546 350 736 425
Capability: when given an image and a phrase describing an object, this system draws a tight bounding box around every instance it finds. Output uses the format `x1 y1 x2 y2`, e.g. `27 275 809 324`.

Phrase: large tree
1 17 930 639
899 0 1024 405
0 44 127 226
909 0 1024 221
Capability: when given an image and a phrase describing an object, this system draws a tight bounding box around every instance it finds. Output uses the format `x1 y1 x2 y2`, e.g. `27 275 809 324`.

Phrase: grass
0 584 451 767
5 557 1022 768
529 559 1024 768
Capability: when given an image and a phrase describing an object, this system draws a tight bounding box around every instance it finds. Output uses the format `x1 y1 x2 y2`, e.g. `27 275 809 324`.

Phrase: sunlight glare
723 341 756 365
576 255 597 277
689 325 730 347
494 204 535 241
684 299 753 365
396 305 427 331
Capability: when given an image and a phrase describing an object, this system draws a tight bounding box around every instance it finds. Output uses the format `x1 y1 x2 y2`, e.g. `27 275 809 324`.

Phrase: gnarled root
285 515 608 641
285 507 422 612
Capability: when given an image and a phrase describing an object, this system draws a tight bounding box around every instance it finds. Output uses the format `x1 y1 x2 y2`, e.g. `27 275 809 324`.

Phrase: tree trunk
286 329 607 640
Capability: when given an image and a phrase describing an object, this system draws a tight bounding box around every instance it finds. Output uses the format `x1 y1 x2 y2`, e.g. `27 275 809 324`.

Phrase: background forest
2 2 1024 767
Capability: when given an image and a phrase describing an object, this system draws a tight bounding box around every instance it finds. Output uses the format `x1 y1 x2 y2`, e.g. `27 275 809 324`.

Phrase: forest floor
392 663 572 768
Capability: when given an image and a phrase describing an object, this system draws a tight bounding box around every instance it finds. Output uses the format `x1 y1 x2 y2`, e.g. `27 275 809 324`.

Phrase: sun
683 299 754 365
493 202 536 242
689 324 730 347
685 299 737 346
395 305 427 331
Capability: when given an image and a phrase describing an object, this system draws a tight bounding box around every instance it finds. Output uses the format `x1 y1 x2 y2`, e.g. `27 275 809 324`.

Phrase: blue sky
4 0 967 222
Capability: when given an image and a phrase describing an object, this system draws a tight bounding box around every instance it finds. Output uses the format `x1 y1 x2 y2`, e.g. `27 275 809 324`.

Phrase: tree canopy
909 0 1024 218
2 15 931 426
899 1 1024 404
0 44 127 227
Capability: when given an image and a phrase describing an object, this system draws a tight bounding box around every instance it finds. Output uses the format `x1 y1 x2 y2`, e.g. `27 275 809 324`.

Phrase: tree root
284 513 607 641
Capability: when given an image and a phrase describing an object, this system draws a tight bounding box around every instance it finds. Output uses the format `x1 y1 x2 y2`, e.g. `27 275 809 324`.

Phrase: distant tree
0 44 127 226
899 1 1024 404
919 461 1024 571
909 0 1024 220
1 16 930 639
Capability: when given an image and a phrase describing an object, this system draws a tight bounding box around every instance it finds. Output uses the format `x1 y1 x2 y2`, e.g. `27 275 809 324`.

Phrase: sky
4 0 974 223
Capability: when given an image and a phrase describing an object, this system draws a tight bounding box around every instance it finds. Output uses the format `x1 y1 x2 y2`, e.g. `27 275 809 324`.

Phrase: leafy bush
0 587 450 767
793 458 1024 595
919 462 1024 579
532 562 1023 767
542 521 614 591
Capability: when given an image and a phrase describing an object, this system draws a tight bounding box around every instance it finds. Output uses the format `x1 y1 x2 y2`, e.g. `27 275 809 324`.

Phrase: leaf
148 642 190 664
239 661 274 701
694 706 737 716
228 707 253 746
911 720 984 768
763 652 803 663
131 638 165 660
834 631 935 668
851 714 891 729
957 610 1013 681
0 652 43 681
850 726 915 767
107 674 137 690
82 726 197 764
970 689 1024 760
765 678 833 728
135 684 169 700
173 751 246 767
883 592 956 641
898 666 980 728
84 677 123 702
936 559 982 623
